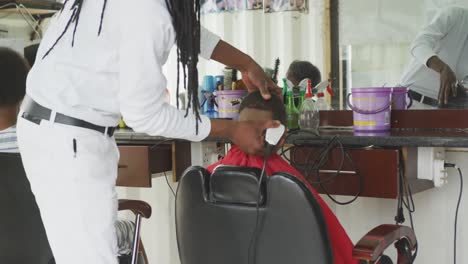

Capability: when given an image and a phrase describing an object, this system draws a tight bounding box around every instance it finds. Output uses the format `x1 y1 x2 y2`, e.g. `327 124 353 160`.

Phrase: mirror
198 0 468 110
339 0 468 109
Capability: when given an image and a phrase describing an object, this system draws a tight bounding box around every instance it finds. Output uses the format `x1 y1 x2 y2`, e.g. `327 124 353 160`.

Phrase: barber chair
0 153 54 264
175 166 417 264
0 153 150 264
118 200 151 264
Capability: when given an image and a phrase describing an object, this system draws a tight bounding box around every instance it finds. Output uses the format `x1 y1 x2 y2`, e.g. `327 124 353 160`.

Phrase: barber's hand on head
231 120 281 155
438 64 458 106
241 59 281 100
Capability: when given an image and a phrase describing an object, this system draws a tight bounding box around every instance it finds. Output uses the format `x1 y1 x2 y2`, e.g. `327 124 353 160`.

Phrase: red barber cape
207 145 358 264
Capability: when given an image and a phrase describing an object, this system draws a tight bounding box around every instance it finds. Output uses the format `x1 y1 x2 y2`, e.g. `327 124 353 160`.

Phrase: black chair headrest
210 166 265 206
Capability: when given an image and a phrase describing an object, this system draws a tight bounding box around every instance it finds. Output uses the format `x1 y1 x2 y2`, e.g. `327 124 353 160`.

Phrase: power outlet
191 142 226 167
417 147 446 187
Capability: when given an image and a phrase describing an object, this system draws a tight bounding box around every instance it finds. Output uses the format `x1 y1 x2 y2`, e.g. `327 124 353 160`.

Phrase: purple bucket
392 87 413 110
215 90 247 119
347 87 392 131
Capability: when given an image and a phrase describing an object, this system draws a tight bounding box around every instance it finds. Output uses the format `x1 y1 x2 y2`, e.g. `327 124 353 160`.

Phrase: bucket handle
406 90 413 109
346 93 392 114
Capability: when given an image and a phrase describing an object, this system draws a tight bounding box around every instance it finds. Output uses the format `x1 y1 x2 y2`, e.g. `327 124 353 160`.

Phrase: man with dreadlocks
16 0 279 263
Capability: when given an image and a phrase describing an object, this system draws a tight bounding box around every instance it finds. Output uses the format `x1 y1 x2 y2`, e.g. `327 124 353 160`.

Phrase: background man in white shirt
0 47 28 153
400 6 468 108
16 1 279 263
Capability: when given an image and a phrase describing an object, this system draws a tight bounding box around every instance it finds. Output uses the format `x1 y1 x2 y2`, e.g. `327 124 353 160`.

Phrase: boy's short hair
287 60 322 87
239 91 286 125
0 47 29 106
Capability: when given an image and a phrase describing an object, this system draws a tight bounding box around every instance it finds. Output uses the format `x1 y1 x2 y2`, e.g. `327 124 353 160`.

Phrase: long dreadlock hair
43 0 202 133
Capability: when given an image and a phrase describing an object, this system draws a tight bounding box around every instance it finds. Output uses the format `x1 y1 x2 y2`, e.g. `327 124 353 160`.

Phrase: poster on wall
201 0 248 14
264 0 307 13
247 0 263 10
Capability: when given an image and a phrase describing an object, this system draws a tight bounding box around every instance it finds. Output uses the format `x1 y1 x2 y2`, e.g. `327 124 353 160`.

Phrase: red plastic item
305 79 313 98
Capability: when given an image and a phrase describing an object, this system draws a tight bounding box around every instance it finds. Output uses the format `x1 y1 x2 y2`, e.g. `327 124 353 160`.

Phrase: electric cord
318 150 362 205
164 171 176 198
281 132 363 205
247 156 268 264
395 149 417 263
444 163 463 264
149 139 173 150
151 140 176 197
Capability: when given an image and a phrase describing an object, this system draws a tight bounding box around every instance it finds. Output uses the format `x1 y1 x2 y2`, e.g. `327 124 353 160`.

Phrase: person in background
400 6 468 108
286 60 322 88
206 91 360 264
0 48 28 153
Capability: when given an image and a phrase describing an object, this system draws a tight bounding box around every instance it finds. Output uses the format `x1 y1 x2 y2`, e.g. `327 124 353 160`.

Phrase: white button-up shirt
26 0 220 141
400 6 468 99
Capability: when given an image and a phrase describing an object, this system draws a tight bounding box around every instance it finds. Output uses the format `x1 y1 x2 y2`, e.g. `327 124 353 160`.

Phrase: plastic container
216 90 247 119
347 87 392 132
286 91 300 130
215 75 224 91
203 75 215 92
392 87 413 110
315 93 331 111
299 80 319 132
223 68 234 90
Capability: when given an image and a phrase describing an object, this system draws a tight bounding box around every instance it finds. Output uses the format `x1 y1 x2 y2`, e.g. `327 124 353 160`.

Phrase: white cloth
17 116 120 264
26 0 220 142
0 125 19 153
400 6 468 99
410 100 437 110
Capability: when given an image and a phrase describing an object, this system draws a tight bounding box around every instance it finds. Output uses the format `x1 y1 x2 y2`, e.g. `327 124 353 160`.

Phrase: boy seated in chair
0 48 29 153
207 91 359 264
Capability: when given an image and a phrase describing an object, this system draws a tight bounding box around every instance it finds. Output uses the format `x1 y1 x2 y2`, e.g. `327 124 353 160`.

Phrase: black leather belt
408 90 438 107
21 98 116 137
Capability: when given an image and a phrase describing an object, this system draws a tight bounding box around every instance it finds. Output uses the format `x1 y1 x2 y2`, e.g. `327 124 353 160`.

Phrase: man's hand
438 64 458 106
210 40 280 100
427 56 458 106
241 59 281 100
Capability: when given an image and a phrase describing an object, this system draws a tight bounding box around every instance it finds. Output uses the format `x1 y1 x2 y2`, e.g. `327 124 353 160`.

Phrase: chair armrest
118 199 152 219
353 224 417 262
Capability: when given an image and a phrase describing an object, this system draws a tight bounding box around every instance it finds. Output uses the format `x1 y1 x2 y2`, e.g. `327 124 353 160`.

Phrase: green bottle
286 91 299 130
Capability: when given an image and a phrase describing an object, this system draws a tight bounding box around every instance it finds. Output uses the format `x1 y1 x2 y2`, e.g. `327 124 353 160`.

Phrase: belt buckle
22 112 42 125
420 95 425 103
105 126 116 137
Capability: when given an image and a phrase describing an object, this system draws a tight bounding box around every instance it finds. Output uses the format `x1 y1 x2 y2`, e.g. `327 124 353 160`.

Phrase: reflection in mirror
197 0 333 107
338 0 468 109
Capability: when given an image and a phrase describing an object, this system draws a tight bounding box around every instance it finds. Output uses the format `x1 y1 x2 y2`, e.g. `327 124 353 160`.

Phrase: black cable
395 149 418 262
248 157 268 264
164 171 176 198
149 139 173 150
445 163 463 264
454 167 463 264
151 140 176 198
283 132 362 205
318 149 362 205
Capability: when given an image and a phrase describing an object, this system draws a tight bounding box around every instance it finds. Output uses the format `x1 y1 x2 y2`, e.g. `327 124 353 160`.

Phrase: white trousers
17 114 119 264
411 100 437 110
